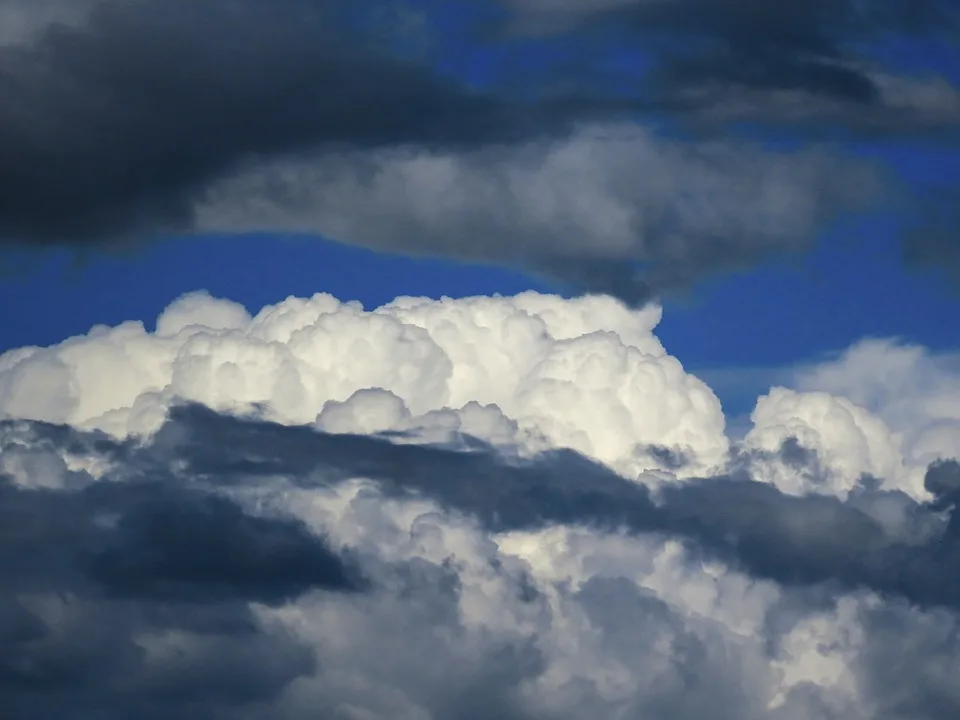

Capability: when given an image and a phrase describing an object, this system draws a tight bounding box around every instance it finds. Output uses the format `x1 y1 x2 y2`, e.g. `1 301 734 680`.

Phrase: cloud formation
196 123 875 302
1 0 957 298
503 0 960 131
0 0 556 241
3 289 960 718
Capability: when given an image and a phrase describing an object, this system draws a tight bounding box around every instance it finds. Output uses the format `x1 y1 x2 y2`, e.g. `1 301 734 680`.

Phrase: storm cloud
0 0 568 244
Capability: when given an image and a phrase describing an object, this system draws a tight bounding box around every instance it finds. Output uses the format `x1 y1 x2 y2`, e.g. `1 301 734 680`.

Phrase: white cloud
792 339 960 468
1 289 958 718
0 289 729 477
745 387 923 499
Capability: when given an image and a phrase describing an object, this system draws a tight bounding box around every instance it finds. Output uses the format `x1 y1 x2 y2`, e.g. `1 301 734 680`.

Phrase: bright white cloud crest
1 289 959 719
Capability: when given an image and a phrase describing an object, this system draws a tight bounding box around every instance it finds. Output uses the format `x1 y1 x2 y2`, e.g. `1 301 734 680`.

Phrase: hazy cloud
502 0 960 134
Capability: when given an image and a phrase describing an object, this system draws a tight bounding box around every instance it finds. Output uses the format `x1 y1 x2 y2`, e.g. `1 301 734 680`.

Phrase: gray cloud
3 0 957 301
195 123 877 304
0 422 364 719
502 0 960 132
89 403 960 611
498 0 960 288
0 0 582 246
0 462 362 603
9 405 960 717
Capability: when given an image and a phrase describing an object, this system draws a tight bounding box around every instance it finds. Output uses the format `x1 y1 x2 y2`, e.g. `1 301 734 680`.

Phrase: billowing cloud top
1 0 958 299
2 288 960 718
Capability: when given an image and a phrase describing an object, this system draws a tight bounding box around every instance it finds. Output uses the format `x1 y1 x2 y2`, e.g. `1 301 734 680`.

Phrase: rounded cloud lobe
2 289 960 719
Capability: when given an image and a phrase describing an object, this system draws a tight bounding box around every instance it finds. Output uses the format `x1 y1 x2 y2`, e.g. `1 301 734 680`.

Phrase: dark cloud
857 602 960 719
505 0 960 133
0 423 363 719
122 403 960 612
0 0 580 248
0 594 318 720
2 0 957 301
9 405 960 717
0 472 362 603
500 0 960 290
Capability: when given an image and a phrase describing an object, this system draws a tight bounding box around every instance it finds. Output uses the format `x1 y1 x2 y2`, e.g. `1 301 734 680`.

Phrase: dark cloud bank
4 403 960 717
1 0 958 299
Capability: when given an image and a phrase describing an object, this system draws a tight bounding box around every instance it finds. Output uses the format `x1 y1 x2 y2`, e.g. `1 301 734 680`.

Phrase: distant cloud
503 0 960 135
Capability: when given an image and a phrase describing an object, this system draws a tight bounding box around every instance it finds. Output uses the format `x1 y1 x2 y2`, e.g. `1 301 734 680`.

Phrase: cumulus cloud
1 0 957 298
792 339 960 466
2 289 959 718
0 289 730 475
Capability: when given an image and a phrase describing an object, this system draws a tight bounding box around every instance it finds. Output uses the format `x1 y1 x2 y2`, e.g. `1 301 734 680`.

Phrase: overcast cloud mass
0 0 958 299
1 289 959 718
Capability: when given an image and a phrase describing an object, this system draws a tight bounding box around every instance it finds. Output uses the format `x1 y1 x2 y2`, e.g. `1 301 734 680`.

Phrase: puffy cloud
792 338 960 466
0 289 730 476
745 387 920 499
1 289 960 718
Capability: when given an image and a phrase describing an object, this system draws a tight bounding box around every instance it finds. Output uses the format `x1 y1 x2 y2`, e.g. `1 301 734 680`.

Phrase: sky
1 1 960 719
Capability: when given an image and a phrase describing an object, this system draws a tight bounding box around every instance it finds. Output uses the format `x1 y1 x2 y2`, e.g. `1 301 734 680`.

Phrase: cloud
0 289 732 476
501 0 960 133
196 122 878 302
4 398 960 717
3 289 960 717
0 0 576 244
0 422 361 718
4 0 956 301
90 400 959 614
496 0 960 288
792 338 960 466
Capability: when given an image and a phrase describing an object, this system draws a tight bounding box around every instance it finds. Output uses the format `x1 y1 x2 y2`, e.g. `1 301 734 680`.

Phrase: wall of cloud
2 288 959 719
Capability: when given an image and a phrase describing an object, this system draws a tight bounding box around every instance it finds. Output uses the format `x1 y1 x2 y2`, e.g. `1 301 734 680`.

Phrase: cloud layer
2 289 960 718
1 0 957 298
